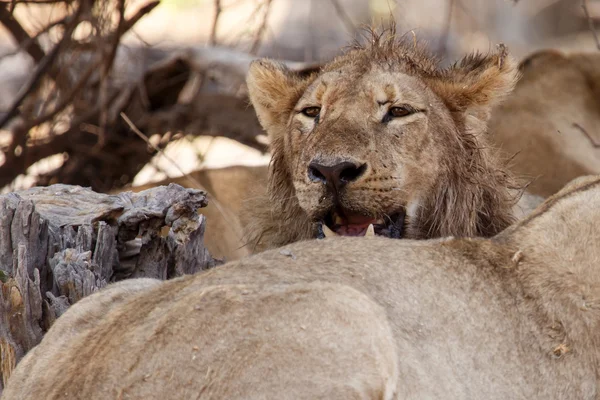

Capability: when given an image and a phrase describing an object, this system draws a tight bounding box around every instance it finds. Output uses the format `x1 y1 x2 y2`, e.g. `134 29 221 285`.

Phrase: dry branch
573 122 600 147
0 1 171 192
0 5 46 62
0 3 82 130
249 0 273 55
0 41 319 192
582 0 600 50
0 0 321 193
329 0 356 34
0 183 218 392
209 0 222 46
438 0 455 54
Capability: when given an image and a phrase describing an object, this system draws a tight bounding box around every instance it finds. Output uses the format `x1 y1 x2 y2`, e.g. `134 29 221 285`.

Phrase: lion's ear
247 59 310 135
429 46 519 121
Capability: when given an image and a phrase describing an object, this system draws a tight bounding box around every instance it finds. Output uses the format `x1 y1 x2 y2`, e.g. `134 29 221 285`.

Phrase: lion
488 49 600 198
243 30 522 252
126 165 268 261
4 174 600 399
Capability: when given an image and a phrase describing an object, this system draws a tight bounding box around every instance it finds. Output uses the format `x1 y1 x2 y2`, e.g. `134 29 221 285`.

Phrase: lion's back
2 276 398 400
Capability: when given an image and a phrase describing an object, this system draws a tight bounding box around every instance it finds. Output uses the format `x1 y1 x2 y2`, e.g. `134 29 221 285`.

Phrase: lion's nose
307 160 367 190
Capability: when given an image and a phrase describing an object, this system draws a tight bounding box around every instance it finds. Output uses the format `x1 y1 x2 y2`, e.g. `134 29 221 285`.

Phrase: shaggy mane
244 28 523 252
325 25 442 77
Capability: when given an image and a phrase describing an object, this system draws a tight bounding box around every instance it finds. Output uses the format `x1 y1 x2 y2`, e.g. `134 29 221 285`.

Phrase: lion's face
288 70 451 238
246 36 519 248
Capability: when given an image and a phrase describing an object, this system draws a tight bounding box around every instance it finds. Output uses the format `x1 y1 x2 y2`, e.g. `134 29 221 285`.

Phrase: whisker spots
363 176 396 183
353 187 400 193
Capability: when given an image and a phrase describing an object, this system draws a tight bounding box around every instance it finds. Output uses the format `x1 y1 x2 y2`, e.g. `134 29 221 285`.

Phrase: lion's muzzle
305 156 406 239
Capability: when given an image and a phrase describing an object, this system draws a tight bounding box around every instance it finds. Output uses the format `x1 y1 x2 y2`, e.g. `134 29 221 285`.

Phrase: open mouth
316 209 405 238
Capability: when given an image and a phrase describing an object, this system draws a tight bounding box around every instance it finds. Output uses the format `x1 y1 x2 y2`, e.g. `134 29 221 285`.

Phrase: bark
0 183 219 392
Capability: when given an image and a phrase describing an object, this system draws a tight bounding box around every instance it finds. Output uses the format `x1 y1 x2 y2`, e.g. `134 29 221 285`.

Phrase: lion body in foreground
489 50 600 198
4 175 600 399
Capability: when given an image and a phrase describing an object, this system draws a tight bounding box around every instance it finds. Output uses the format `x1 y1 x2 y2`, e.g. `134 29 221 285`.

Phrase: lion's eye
389 106 412 118
382 105 417 123
301 107 321 118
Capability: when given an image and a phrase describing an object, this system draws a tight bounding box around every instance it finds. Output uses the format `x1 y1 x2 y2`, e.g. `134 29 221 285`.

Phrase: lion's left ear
428 45 519 122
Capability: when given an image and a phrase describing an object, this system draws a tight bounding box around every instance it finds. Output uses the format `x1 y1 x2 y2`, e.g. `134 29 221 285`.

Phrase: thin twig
0 88 122 189
121 112 203 187
103 0 126 77
0 1 161 190
0 16 68 62
0 3 83 130
10 0 159 132
249 0 273 55
582 0 600 50
438 0 455 55
26 57 103 128
209 0 222 46
226 1 267 48
85 0 160 89
0 4 47 62
120 112 242 240
328 0 356 34
573 122 600 147
196 135 216 168
121 1 160 32
98 0 126 147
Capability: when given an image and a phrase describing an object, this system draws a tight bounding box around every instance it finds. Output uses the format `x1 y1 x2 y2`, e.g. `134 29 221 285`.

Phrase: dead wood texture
0 183 218 393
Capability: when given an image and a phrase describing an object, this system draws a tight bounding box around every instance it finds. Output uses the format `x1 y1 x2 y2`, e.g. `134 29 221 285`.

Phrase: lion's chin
316 209 405 239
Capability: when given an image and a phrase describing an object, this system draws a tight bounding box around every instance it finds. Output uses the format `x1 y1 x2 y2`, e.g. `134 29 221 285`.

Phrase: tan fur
489 49 600 198
244 29 521 251
4 174 600 399
127 165 268 261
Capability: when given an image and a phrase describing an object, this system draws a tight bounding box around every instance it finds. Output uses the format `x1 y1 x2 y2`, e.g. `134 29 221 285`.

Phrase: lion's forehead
302 70 430 110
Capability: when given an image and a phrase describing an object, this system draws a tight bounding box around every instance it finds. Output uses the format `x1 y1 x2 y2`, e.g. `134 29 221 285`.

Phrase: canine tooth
322 224 339 238
365 224 375 237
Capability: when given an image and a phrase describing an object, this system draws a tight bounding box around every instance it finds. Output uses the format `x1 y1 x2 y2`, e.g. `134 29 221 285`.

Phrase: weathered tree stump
0 183 218 391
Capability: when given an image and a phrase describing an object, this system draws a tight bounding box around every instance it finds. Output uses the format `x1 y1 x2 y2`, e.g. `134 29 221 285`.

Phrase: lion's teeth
322 224 339 238
365 224 375 237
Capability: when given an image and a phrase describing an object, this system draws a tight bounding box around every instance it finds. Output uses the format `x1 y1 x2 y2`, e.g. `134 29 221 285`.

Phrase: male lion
4 174 600 399
244 31 521 251
488 49 600 198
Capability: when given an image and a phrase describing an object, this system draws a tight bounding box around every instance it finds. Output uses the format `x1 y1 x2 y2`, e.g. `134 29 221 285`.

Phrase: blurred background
0 0 598 193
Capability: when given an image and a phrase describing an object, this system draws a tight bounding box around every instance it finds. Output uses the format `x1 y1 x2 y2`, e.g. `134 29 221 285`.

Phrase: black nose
308 161 367 189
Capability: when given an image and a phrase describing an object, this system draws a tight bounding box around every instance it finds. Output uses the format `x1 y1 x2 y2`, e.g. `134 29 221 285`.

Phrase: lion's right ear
427 45 519 124
247 59 310 135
